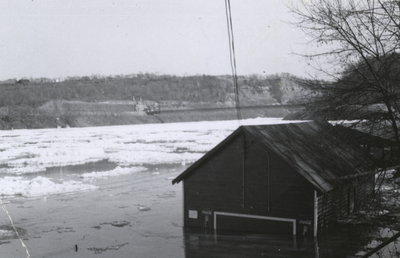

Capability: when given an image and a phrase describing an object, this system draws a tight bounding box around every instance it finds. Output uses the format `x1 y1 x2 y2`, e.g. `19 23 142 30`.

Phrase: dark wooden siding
268 150 314 220
183 131 315 234
243 136 269 211
317 174 375 230
354 174 375 210
184 133 246 230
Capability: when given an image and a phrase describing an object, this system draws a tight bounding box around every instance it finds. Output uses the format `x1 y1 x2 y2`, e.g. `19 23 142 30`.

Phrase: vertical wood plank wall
182 129 375 235
317 174 375 231
183 131 315 233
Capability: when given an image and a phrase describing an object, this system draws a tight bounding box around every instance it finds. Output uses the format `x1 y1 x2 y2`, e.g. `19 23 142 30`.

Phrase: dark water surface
0 164 397 258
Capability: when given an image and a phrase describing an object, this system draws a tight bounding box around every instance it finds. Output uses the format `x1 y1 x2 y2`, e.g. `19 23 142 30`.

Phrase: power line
0 199 30 258
225 0 247 208
224 0 242 122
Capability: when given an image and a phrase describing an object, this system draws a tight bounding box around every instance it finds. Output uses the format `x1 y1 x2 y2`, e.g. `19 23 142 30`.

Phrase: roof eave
172 126 245 184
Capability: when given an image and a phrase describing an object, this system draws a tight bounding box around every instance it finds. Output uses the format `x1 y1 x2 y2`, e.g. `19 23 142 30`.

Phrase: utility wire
224 0 242 122
225 0 247 208
0 199 30 258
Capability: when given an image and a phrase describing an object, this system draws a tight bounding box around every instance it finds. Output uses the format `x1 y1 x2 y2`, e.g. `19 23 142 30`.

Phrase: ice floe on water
0 118 303 196
0 176 97 197
107 150 203 166
80 166 147 180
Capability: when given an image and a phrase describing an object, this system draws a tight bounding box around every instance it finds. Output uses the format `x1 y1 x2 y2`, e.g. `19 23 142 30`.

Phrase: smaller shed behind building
330 124 400 166
173 121 376 237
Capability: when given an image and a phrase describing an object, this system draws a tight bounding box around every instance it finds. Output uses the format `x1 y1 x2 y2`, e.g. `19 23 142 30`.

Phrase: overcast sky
0 0 315 80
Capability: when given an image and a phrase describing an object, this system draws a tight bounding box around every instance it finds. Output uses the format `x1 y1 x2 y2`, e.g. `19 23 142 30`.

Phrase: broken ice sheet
80 166 147 180
0 176 97 197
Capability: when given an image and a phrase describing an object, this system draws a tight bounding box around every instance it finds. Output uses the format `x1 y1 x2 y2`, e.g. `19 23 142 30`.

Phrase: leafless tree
291 0 400 145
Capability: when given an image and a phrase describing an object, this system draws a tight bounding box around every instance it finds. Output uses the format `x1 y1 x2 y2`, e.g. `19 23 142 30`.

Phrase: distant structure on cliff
16 79 30 85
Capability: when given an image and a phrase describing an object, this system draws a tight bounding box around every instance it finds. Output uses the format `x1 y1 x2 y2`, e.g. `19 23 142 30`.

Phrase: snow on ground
0 118 302 196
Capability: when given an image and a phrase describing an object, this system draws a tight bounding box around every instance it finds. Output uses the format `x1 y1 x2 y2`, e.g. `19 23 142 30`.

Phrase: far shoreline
0 104 303 131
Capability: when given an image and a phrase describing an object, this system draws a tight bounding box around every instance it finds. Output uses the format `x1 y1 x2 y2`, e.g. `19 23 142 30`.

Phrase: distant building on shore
132 96 160 114
132 96 147 113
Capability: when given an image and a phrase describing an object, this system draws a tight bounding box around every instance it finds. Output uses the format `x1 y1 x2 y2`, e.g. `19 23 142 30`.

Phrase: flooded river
0 118 398 257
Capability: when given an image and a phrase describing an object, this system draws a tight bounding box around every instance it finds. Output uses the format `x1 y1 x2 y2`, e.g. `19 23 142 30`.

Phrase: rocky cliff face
0 73 312 129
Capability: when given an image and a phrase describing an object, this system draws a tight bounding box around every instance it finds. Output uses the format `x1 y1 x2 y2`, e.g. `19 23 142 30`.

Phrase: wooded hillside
0 73 311 129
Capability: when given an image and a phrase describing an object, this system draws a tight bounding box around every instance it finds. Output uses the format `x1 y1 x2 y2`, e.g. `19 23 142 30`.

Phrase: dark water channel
0 164 398 257
182 224 397 258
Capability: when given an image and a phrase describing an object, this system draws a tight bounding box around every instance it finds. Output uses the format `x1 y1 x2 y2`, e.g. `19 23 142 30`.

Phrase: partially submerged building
172 122 376 237
331 124 399 166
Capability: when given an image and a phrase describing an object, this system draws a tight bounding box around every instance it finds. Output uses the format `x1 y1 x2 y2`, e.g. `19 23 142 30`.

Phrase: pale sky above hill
0 0 316 80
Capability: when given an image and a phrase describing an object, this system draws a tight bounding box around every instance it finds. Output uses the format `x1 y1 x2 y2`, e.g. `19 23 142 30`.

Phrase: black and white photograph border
0 0 399 257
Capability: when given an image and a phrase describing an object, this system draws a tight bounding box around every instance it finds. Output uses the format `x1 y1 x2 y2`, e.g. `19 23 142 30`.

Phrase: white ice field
0 118 301 197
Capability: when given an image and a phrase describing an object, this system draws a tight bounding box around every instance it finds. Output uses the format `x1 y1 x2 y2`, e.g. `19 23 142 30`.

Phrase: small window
188 210 198 219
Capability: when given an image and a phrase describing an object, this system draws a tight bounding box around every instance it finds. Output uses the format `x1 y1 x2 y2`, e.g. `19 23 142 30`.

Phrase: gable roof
330 124 397 147
172 126 244 185
172 121 375 193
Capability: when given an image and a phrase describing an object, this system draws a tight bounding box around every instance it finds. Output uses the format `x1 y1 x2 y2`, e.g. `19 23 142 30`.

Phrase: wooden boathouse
172 121 377 237
331 124 399 167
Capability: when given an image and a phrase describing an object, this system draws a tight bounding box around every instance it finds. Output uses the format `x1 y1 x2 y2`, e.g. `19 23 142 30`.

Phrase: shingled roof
330 124 397 147
172 121 375 193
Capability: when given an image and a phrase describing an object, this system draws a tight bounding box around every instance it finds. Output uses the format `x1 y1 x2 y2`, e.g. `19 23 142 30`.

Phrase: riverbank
0 104 303 130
